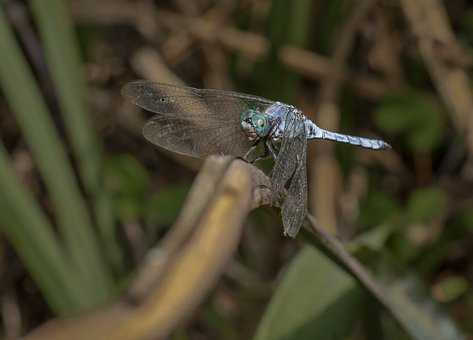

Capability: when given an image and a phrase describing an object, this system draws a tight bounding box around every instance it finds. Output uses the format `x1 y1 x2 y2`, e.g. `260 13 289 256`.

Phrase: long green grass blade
0 5 112 305
258 0 312 102
29 0 122 272
29 0 99 189
314 0 349 54
0 143 84 314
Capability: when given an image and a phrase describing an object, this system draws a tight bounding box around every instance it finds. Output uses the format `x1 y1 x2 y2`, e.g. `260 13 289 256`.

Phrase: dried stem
311 0 379 234
24 157 413 339
71 0 391 100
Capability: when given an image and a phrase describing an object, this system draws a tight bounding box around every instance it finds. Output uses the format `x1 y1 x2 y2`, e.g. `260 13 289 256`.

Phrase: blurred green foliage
407 187 447 223
255 247 363 340
0 0 472 339
0 1 113 312
104 154 189 235
375 90 444 152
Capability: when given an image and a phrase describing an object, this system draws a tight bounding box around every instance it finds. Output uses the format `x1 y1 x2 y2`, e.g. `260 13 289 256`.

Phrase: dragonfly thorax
240 109 272 142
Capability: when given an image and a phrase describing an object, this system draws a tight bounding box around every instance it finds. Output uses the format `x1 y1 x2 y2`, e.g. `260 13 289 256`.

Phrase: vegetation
0 0 472 339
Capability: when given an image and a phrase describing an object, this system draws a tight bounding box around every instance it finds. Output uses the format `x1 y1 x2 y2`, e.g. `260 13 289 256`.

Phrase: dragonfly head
240 109 272 142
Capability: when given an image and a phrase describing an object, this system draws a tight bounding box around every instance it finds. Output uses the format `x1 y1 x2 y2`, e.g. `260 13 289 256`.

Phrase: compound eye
256 118 265 127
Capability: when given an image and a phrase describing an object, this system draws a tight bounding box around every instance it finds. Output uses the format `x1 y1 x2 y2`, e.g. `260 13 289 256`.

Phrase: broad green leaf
406 111 442 153
375 94 421 133
407 187 447 223
105 154 151 197
374 90 444 152
105 154 151 221
145 184 190 228
358 190 400 228
300 219 465 340
432 276 469 303
254 246 363 340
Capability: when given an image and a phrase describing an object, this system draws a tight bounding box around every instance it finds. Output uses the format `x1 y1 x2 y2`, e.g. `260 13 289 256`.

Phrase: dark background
0 0 472 339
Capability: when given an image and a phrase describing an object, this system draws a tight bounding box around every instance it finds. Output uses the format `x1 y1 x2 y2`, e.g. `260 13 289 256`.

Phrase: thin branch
303 214 400 326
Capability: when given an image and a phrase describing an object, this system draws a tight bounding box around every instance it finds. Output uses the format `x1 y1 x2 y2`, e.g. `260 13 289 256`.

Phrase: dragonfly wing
281 148 307 237
142 113 252 158
122 81 275 158
270 112 308 237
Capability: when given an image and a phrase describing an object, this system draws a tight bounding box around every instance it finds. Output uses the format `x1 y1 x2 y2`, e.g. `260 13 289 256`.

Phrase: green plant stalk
0 143 85 314
0 6 112 305
258 0 289 101
29 0 99 191
282 0 312 100
314 0 349 54
29 0 123 272
261 0 311 102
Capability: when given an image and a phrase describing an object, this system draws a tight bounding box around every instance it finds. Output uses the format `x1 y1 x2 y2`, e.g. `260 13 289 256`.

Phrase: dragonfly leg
243 144 260 163
251 144 271 163
267 140 278 160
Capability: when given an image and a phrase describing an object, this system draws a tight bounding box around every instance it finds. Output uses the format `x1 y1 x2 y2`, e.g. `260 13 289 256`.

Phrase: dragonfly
122 80 391 237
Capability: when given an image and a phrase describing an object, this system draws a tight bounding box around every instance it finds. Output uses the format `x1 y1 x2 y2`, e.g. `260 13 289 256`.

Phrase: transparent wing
271 112 308 237
282 154 307 237
122 81 275 157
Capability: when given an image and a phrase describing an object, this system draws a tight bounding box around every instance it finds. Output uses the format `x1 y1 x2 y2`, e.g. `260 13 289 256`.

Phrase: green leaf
145 184 190 228
407 187 447 223
374 90 444 152
375 94 420 133
105 154 151 198
358 190 400 228
432 276 469 303
406 110 443 153
29 0 119 273
254 246 363 340
0 144 82 313
0 4 112 306
105 154 151 221
300 212 466 340
30 0 101 193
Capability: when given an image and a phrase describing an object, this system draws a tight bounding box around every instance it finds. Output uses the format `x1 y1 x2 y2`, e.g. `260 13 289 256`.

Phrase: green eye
251 114 271 137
